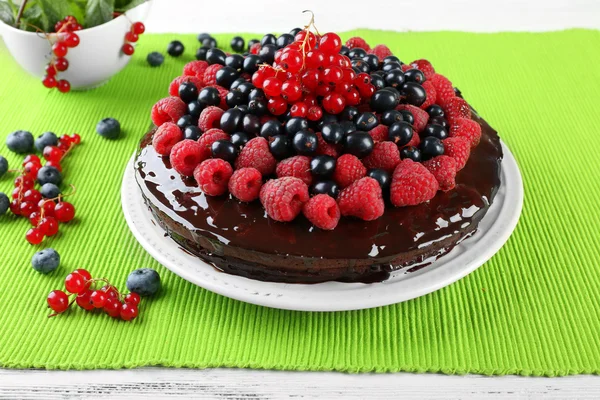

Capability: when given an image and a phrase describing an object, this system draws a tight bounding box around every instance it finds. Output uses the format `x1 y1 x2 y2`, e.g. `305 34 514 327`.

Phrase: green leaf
85 0 114 28
115 0 146 13
19 2 45 31
37 0 71 30
69 0 86 26
0 1 15 26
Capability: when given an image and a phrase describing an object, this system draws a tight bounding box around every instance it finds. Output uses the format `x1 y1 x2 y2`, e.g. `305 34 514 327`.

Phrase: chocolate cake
135 110 502 284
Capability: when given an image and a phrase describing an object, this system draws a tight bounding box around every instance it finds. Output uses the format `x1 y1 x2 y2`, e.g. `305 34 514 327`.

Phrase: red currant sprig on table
42 16 82 93
121 21 145 56
47 270 141 321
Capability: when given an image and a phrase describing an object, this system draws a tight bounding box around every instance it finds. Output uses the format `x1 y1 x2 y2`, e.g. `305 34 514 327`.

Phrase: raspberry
449 118 482 148
170 139 204 176
333 154 367 188
315 132 340 158
228 167 263 202
443 137 471 170
203 64 223 87
183 60 209 81
198 128 230 160
401 64 411 73
235 137 277 176
420 80 437 110
390 159 439 207
362 141 401 173
275 156 312 185
429 74 455 106
423 155 457 191
249 42 261 55
345 37 370 51
337 177 384 221
198 106 224 132
169 76 203 97
194 158 233 196
368 124 388 142
152 122 182 155
302 194 340 230
443 97 471 120
403 129 420 149
151 97 187 126
409 59 435 79
368 44 392 60
259 177 309 222
213 85 229 109
396 104 429 132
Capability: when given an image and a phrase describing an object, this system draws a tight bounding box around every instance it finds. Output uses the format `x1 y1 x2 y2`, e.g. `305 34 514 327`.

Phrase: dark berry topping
321 123 344 144
206 48 226 65
211 140 237 162
285 117 309 136
425 104 445 118
292 130 318 155
420 136 445 160
401 82 427 107
260 120 282 138
230 36 245 53
369 89 399 113
400 146 422 162
354 112 379 131
178 81 199 103
344 132 374 158
310 180 340 199
167 40 184 57
184 125 201 141
367 168 390 190
388 121 413 146
422 124 448 140
380 110 404 126
231 132 251 148
310 155 336 178
404 69 426 84
215 66 240 89
268 135 292 159
219 108 244 133
198 87 221 106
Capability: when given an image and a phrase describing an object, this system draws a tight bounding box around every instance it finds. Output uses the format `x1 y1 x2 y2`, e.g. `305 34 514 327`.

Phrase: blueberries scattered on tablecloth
31 248 61 274
6 130 34 153
0 192 9 215
126 268 161 297
147 52 165 67
167 40 185 57
0 155 8 177
40 183 61 199
37 165 62 186
34 132 58 152
96 118 121 139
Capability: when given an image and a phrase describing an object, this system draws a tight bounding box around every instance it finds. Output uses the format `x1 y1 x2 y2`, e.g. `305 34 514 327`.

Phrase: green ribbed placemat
1 29 599 375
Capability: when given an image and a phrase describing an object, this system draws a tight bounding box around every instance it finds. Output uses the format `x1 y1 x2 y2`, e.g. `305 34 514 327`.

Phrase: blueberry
197 33 211 43
429 116 449 129
399 110 414 125
31 248 60 274
202 36 217 48
177 114 196 129
0 155 7 177
354 112 378 131
400 146 422 162
178 81 199 103
206 48 226 65
269 135 292 159
40 183 61 199
289 28 302 36
258 44 277 64
226 91 246 108
422 124 448 140
310 181 340 199
370 89 399 113
188 101 204 118
230 36 245 52
370 73 386 91
6 130 34 153
401 82 427 107
211 140 237 162
380 110 404 126
292 130 318 155
198 87 221 106
242 114 261 135
362 54 380 70
34 132 58 152
167 40 184 57
247 39 260 51
220 108 244 133
37 166 62 186
96 118 121 139
367 169 390 191
348 48 367 59
260 120 282 138
126 268 161 297
426 105 445 118
225 54 244 71
146 51 164 67
404 69 426 84
321 123 344 144
420 136 445 160
310 155 336 178
260 33 277 46
339 106 359 122
184 125 201 140
231 132 250 148
344 132 374 158
388 121 413 146
382 61 402 72
215 66 240 89
383 55 401 64
0 192 8 215
285 117 309 136
196 46 210 61
276 33 294 49
384 69 405 88
248 98 267 116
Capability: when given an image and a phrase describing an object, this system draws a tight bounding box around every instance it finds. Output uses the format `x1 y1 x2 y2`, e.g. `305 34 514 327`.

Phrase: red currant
354 73 371 88
54 21 65 33
22 189 42 204
72 23 83 31
29 212 42 226
55 202 75 222
344 88 361 106
342 68 356 83
65 272 86 294
322 93 346 114
274 49 283 64
39 199 56 215
262 77 282 97
307 106 323 122
334 82 351 94
322 67 343 86
52 42 68 57
76 290 95 311
26 227 44 245
39 217 59 237
305 50 325 70
20 201 38 218
302 94 318 107
132 22 145 35
301 69 320 91
55 57 69 72
47 290 70 313
120 302 139 321
125 31 139 43
102 285 119 299
9 200 21 215
315 84 332 97
290 102 308 118
45 64 57 76
15 175 34 189
23 154 41 166
357 83 375 98
57 140 71 152
267 97 287 115
45 160 62 172
69 133 81 144
73 269 92 282
42 76 57 89
64 32 80 48
122 43 135 56
294 30 317 49
281 80 302 102
43 146 64 163
90 290 108 308
23 162 41 178
103 298 122 318
329 54 348 69
12 187 22 199
279 49 303 73
124 292 141 306
57 80 71 93
319 32 342 54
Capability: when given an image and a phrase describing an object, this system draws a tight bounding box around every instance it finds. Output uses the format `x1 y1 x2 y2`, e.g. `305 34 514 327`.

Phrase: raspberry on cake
332 154 367 188
302 194 340 230
338 177 384 221
170 139 204 176
235 137 277 176
151 97 187 126
260 177 309 222
198 106 224 132
276 156 313 185
228 168 263 202
194 158 233 196
390 159 439 207
152 122 182 156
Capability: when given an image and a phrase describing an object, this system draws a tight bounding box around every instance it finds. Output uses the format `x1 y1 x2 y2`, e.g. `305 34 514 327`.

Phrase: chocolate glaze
135 111 503 283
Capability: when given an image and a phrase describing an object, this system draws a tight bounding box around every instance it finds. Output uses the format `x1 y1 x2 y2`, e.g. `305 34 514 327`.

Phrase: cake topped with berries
135 23 502 283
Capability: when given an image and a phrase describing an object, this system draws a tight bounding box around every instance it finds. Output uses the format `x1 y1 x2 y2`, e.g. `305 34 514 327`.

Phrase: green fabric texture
0 29 599 375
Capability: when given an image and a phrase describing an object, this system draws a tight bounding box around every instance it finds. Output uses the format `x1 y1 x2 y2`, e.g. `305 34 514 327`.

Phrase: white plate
121 141 523 312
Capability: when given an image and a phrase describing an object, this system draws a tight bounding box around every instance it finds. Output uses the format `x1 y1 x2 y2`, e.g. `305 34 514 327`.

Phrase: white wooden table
2 0 600 398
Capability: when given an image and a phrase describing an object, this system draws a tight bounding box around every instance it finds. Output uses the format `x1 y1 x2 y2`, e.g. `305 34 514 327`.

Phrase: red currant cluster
47 269 140 321
122 21 146 56
251 23 374 119
10 134 80 245
42 16 82 93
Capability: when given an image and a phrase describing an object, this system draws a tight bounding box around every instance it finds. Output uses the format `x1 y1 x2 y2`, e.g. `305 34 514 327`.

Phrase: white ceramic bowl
0 1 151 90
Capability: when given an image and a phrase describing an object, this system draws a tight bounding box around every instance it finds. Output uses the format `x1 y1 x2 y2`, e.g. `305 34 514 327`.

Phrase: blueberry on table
37 166 62 186
34 132 58 152
0 192 9 215
6 130 34 153
40 183 61 199
146 52 164 67
167 40 185 57
126 268 161 297
0 155 7 177
96 118 121 139
197 33 211 43
31 248 60 274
